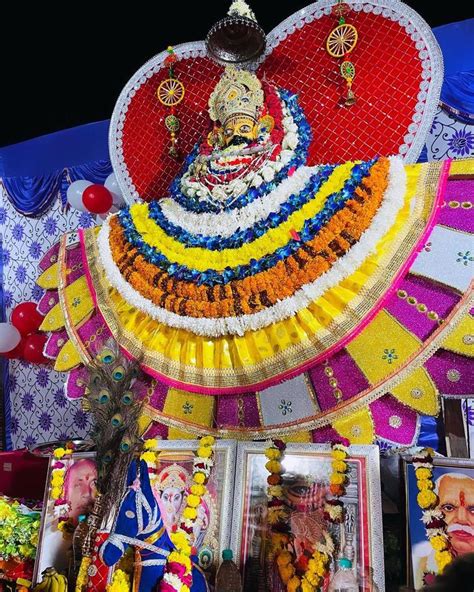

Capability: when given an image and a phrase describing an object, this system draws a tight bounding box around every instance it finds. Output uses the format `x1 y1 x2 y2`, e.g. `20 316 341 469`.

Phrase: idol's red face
438 475 474 555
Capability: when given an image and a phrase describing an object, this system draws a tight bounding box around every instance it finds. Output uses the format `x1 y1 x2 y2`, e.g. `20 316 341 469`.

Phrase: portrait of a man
408 464 474 590
63 458 97 522
34 454 98 580
238 450 366 592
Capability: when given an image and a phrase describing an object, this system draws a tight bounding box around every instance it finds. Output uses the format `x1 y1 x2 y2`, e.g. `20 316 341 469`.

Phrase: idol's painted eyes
224 127 234 137
238 124 252 134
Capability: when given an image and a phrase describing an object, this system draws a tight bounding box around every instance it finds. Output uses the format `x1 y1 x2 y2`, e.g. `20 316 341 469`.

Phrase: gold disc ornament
326 23 358 58
157 78 185 107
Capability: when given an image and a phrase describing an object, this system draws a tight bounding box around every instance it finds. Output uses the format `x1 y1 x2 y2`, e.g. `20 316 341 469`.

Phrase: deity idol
153 463 189 531
37 0 472 448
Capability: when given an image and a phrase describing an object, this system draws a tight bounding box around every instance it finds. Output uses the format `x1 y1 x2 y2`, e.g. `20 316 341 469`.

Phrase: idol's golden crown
208 66 264 126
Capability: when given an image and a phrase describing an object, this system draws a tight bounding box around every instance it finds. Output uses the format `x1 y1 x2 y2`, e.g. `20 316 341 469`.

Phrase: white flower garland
97 157 406 337
160 165 316 238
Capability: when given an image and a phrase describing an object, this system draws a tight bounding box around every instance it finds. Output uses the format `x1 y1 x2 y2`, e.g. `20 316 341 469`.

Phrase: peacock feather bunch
84 339 144 518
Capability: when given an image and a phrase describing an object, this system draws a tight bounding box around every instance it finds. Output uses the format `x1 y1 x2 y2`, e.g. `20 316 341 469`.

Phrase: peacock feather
84 339 144 518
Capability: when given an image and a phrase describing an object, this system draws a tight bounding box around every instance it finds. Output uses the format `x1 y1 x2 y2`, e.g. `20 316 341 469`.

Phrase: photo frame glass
404 456 474 590
148 440 236 585
34 452 97 582
231 443 384 592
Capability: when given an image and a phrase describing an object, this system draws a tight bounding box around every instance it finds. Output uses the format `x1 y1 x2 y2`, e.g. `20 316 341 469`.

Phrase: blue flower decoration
22 392 35 412
44 217 58 236
0 207 6 225
74 409 89 430
120 160 374 286
39 412 52 432
29 241 42 259
36 368 50 388
12 223 24 241
10 416 19 435
4 289 13 308
15 265 27 284
448 128 474 157
24 435 37 448
53 389 67 408
9 374 17 392
79 212 95 228
31 284 44 301
2 247 10 267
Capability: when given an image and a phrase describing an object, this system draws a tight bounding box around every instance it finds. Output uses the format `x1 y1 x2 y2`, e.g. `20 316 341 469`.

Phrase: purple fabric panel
370 394 418 445
38 242 60 272
37 290 59 315
438 179 474 232
143 421 168 439
385 274 460 340
44 329 68 359
216 393 261 428
425 349 473 395
76 315 111 356
64 244 85 285
307 349 370 411
311 425 340 443
65 366 89 399
144 378 168 410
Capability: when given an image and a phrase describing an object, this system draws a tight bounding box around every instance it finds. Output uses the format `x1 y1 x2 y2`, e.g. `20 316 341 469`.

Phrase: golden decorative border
58 234 94 366
140 286 472 439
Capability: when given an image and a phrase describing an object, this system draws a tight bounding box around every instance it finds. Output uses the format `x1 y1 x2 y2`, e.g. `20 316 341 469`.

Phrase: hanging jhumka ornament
157 46 185 157
326 1 358 106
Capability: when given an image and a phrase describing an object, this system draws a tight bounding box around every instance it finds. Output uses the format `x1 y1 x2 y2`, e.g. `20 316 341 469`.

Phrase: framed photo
231 442 384 591
34 452 97 582
403 455 474 590
148 439 237 585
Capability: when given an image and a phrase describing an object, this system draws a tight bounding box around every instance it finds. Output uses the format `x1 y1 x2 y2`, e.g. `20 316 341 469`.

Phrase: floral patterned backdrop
425 106 474 160
0 187 94 449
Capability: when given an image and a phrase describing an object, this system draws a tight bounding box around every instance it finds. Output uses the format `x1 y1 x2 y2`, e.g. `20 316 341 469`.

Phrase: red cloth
0 449 48 501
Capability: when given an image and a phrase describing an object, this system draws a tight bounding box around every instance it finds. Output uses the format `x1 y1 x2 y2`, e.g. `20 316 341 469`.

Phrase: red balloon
11 302 44 336
23 333 48 364
82 184 113 214
3 337 25 359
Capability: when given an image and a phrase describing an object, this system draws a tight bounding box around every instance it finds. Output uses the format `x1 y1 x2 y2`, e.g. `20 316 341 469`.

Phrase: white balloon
0 323 21 353
67 180 92 212
105 173 125 206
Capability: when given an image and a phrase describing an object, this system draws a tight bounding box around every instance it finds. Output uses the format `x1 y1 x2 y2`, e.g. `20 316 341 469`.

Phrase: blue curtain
0 120 111 217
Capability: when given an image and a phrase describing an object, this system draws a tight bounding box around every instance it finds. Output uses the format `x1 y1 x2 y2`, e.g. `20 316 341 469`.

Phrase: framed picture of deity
33 451 98 583
403 455 474 590
231 442 384 592
147 439 237 586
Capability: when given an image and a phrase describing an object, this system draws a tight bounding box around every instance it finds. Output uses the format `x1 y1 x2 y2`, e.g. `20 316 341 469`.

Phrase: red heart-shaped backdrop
110 0 442 203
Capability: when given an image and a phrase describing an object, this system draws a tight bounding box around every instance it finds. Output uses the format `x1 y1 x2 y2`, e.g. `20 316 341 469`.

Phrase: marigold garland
413 448 454 576
107 158 389 323
265 439 350 591
106 568 131 592
50 443 75 529
140 437 216 592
